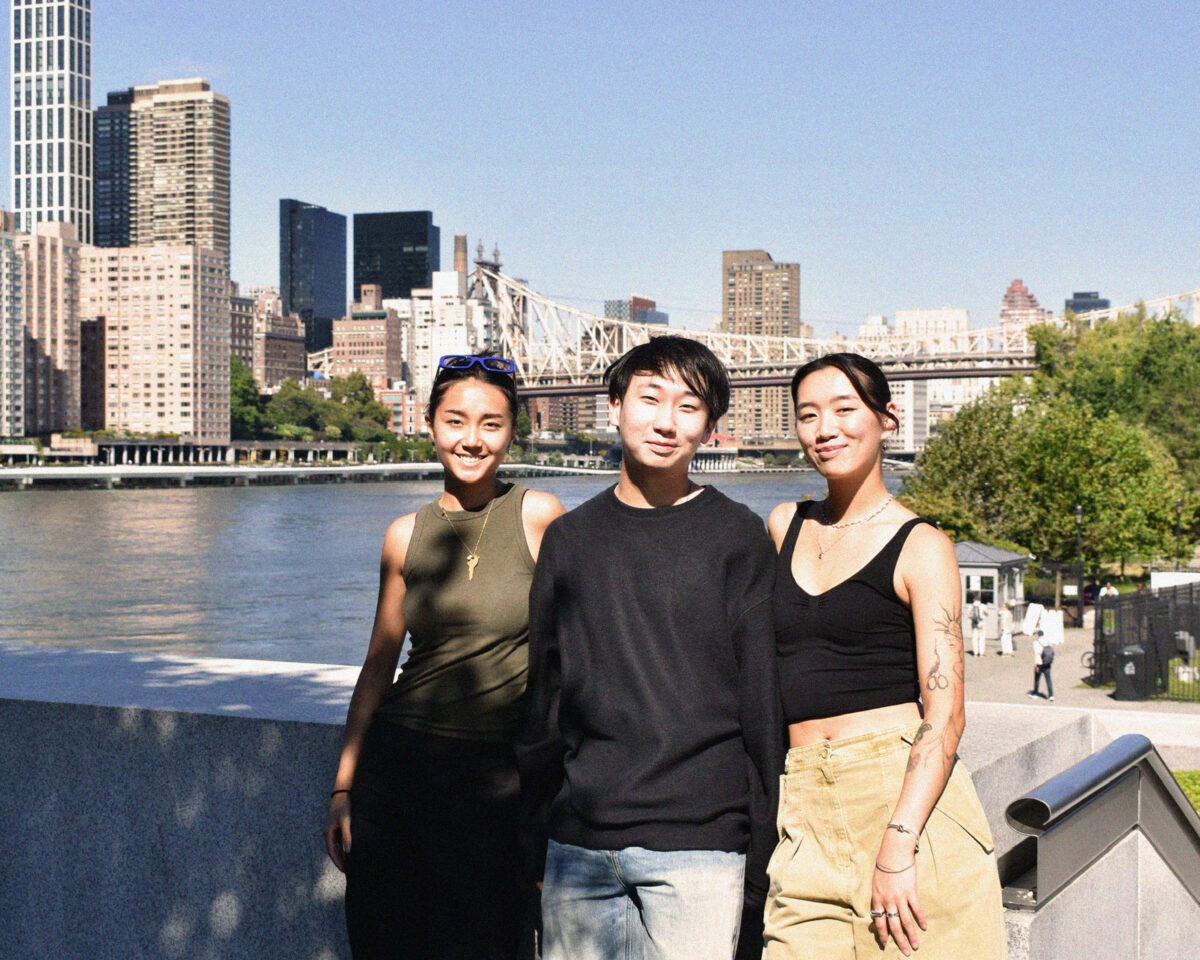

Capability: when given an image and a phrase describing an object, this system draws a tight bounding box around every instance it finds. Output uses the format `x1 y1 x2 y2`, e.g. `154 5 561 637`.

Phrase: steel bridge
475 269 1200 396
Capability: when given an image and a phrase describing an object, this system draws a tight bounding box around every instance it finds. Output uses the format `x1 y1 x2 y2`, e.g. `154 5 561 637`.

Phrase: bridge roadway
516 357 1037 398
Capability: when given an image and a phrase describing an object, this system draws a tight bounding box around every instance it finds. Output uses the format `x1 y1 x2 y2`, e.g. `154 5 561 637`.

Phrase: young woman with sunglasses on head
761 354 1005 959
324 356 565 960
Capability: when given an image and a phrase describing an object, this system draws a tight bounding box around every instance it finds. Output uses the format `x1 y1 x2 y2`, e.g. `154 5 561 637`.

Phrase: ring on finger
885 911 900 918
870 909 886 918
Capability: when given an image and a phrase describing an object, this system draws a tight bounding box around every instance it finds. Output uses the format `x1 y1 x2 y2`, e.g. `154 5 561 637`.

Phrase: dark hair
603 336 731 423
790 352 899 431
427 364 519 422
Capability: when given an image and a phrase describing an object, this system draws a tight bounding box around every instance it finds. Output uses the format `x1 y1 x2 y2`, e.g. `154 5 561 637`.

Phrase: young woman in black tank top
761 354 1005 960
322 358 565 960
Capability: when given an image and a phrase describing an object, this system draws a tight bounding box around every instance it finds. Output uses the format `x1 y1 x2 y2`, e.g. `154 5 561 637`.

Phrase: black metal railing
1091 582 1200 700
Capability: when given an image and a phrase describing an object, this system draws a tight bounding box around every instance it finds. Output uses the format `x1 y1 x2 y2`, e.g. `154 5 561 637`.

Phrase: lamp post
1177 498 1185 571
1074 504 1084 627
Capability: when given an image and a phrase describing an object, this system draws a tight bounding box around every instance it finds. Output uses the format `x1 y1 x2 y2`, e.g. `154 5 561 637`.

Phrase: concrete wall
0 647 356 960
1 646 1197 960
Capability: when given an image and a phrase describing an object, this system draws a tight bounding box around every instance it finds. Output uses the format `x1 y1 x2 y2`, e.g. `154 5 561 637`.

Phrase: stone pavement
964 624 1200 714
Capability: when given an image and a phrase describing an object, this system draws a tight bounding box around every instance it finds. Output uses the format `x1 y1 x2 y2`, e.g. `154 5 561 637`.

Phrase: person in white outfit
969 595 985 657
999 603 1014 656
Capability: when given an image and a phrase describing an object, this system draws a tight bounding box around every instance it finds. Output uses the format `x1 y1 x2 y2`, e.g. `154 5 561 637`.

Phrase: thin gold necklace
815 496 893 560
440 496 497 581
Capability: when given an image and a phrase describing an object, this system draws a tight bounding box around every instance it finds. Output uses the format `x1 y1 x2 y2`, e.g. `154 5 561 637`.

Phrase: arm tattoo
907 603 965 774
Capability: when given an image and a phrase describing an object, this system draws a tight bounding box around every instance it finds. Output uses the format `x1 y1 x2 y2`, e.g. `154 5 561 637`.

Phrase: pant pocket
931 764 995 853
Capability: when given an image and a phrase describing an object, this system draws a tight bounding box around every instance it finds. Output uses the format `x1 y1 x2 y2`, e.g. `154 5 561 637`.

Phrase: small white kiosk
955 541 1029 639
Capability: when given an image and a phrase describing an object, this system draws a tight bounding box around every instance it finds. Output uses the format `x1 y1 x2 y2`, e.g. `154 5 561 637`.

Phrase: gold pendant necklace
440 496 496 581
816 496 893 560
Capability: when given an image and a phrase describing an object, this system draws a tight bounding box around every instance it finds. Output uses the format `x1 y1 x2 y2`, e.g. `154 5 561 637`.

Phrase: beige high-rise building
721 250 804 439
0 215 24 438
251 291 306 390
16 222 82 434
229 282 254 368
330 284 405 383
80 245 231 442
999 279 1049 352
99 79 231 263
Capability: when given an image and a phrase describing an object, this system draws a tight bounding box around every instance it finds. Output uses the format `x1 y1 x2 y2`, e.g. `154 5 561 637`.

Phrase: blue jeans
541 839 745 960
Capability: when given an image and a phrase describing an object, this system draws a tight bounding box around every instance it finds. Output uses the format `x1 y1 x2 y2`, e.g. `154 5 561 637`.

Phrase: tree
516 411 532 443
903 386 1185 569
265 379 324 434
1029 308 1200 495
230 356 265 439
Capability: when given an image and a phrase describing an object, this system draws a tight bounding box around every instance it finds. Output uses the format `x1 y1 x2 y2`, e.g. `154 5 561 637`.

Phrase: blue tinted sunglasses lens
438 355 515 374
480 357 516 373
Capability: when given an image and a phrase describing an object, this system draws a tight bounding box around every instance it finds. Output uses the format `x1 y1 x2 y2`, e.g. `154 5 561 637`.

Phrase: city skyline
3 0 1197 334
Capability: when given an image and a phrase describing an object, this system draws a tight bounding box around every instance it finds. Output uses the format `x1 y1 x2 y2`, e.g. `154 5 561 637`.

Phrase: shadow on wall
0 693 350 960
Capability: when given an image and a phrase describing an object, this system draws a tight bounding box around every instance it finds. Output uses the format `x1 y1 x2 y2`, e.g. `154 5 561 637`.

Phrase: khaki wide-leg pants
763 723 1007 959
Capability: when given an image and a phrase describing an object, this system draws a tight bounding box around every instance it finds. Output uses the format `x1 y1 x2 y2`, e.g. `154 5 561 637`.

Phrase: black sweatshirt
517 484 783 938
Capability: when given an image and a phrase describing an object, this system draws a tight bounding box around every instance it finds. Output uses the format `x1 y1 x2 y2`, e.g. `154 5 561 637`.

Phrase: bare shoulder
902 521 956 566
381 512 418 569
897 521 959 597
767 500 799 550
522 489 567 534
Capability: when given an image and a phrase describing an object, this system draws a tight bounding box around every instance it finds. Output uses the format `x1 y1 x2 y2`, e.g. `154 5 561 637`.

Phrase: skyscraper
279 198 347 353
721 249 804 439
92 88 134 247
93 79 231 262
10 0 94 241
17 221 82 433
80 244 231 442
1000 279 1049 351
1065 291 1109 316
0 212 24 437
604 295 669 325
353 211 440 301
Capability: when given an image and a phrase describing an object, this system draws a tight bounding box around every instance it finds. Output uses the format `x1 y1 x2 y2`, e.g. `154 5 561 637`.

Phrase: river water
0 471 906 666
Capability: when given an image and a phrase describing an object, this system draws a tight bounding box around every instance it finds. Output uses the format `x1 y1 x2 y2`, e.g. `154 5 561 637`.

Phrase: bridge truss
475 268 1198 393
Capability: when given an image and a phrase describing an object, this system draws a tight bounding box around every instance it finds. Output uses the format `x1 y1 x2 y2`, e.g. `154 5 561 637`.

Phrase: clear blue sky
7 0 1198 333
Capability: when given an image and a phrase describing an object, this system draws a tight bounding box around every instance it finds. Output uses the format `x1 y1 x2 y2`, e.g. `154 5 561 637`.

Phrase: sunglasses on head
438 355 517 374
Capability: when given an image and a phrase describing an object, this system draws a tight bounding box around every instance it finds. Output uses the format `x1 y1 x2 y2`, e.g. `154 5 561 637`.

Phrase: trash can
1113 644 1150 701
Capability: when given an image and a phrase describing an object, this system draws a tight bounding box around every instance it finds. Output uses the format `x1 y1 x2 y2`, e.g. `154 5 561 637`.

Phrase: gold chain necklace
440 496 496 581
815 496 893 560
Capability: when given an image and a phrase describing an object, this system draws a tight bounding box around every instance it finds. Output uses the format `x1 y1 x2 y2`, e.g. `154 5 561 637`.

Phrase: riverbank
0 461 615 490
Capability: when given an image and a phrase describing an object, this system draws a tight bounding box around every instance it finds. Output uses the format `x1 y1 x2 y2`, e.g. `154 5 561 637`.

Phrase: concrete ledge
0 645 356 960
2 645 1196 959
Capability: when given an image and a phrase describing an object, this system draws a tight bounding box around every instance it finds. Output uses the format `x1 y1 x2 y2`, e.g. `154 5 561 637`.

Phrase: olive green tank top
375 483 535 742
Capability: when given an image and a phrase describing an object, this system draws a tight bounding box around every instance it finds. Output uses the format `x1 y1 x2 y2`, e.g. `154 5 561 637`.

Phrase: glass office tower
352 210 440 302
279 198 347 353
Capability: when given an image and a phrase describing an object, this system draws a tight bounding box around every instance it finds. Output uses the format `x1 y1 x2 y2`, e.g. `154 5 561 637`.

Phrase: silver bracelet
886 821 920 853
875 859 916 874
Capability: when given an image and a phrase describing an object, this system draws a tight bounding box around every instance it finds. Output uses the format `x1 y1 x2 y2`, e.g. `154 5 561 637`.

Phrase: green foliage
1030 309 1200 495
1175 770 1200 814
903 385 1185 567
230 356 266 440
238 371 396 443
516 411 532 441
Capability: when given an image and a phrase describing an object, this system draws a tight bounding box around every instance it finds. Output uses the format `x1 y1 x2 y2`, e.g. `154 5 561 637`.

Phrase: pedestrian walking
1029 630 1055 701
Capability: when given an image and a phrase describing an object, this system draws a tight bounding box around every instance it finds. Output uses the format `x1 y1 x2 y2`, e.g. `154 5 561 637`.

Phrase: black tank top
774 501 930 724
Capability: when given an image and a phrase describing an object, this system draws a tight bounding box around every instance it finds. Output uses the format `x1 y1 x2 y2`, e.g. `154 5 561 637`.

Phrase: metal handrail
1004 735 1200 909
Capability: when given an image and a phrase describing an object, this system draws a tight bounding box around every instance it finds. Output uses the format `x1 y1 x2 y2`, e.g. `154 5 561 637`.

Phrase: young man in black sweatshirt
518 336 781 960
